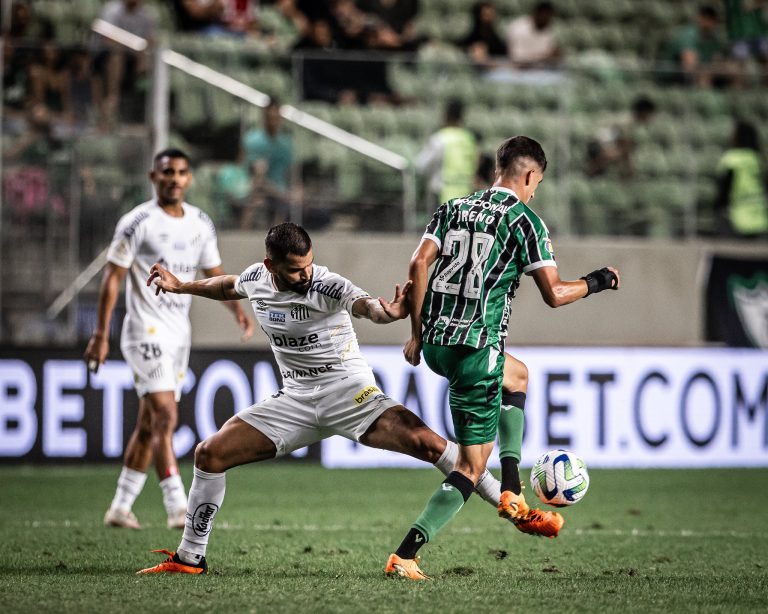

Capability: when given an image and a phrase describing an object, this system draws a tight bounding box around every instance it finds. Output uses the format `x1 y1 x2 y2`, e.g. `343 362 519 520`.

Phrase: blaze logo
354 386 382 404
193 503 219 536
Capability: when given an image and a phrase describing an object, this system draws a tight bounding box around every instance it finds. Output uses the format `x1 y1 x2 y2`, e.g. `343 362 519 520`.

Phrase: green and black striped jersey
421 186 557 348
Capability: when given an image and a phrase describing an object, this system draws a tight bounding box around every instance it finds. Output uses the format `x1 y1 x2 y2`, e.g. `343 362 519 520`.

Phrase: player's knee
151 402 177 435
503 360 528 392
194 438 224 473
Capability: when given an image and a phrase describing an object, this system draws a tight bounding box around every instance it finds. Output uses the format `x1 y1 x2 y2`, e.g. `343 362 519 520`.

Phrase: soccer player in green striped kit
386 136 621 580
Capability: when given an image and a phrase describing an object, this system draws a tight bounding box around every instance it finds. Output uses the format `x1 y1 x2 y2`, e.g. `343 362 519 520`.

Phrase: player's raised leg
359 406 504 511
137 415 277 574
497 353 563 538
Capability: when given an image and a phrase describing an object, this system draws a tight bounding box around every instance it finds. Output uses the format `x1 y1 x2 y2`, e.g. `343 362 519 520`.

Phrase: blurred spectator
357 0 420 51
93 0 156 126
415 99 479 207
222 0 258 36
239 100 294 229
724 0 768 84
27 40 70 123
461 1 507 66
506 1 560 69
67 46 95 130
172 0 228 35
661 5 733 87
586 96 657 178
714 120 768 238
2 103 66 221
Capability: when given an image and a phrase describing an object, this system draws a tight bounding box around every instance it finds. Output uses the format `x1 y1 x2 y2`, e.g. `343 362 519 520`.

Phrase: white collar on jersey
489 186 520 200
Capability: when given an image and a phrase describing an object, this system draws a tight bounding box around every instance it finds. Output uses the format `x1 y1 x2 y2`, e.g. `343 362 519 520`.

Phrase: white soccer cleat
104 508 142 529
166 508 187 530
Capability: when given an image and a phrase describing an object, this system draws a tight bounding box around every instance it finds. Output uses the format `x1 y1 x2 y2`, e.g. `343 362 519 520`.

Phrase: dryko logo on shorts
193 503 219 536
354 386 382 404
269 311 285 323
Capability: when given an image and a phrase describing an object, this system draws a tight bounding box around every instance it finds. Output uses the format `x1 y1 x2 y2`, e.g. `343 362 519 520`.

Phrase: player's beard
278 272 313 295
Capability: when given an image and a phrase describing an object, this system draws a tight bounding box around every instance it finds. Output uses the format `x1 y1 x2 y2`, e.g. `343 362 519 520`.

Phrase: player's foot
497 490 530 520
104 508 141 529
167 508 187 530
512 508 565 538
385 553 431 580
136 549 207 575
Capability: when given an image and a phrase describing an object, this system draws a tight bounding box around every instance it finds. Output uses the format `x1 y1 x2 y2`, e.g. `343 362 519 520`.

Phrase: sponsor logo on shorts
354 386 382 404
281 363 335 380
269 311 285 323
193 503 219 536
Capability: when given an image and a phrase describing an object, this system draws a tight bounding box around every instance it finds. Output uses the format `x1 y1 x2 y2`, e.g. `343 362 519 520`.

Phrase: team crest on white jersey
291 304 311 321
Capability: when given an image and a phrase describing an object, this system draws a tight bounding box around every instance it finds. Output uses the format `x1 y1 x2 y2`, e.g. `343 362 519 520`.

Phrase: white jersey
107 200 222 345
235 263 371 389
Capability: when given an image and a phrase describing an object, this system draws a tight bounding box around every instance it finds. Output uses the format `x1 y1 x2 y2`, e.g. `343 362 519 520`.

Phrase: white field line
18 519 768 539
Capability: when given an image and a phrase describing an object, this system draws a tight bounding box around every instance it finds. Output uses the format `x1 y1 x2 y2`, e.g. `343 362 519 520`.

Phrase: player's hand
378 280 412 320
607 266 620 289
403 336 422 366
84 333 108 374
147 263 181 296
236 309 254 341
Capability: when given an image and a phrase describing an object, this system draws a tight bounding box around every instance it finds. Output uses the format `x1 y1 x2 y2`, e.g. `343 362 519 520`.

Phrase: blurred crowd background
2 0 768 346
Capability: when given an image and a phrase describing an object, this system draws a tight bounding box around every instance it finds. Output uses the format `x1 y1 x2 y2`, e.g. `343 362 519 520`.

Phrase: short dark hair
632 96 656 116
265 222 312 262
699 5 718 20
496 136 548 177
734 120 760 151
445 99 464 124
153 148 190 167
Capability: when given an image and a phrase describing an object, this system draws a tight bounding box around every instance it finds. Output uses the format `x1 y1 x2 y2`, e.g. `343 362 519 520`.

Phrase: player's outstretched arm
531 265 620 308
203 265 254 341
352 280 412 324
403 238 439 366
147 263 241 301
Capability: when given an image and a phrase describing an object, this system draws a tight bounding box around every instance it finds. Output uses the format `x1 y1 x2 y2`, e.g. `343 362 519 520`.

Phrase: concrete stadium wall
189 232 768 349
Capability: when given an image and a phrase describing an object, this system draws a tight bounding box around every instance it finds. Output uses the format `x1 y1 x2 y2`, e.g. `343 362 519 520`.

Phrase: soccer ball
530 449 589 507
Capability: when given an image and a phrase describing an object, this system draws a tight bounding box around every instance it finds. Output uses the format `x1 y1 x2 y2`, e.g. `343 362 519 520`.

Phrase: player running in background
386 136 621 580
137 222 523 575
84 148 253 530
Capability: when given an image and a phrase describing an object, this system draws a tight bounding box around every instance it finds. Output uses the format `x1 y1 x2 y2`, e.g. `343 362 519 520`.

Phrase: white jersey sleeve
106 207 149 269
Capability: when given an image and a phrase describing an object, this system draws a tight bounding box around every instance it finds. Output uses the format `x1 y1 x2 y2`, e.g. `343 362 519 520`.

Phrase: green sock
499 391 526 492
412 472 475 543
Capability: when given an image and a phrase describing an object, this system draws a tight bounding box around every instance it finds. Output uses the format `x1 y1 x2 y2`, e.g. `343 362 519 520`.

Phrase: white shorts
236 373 399 457
121 341 190 401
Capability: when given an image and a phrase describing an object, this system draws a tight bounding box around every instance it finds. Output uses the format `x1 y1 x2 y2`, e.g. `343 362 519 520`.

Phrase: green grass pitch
2 464 767 613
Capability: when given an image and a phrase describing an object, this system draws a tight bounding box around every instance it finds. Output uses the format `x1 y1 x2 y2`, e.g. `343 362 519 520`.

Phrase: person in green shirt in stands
715 120 768 238
241 98 293 229
415 99 479 210
662 5 731 87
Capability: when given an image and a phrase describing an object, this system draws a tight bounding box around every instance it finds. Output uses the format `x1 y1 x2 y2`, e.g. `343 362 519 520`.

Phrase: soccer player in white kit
84 149 253 530
137 222 510 575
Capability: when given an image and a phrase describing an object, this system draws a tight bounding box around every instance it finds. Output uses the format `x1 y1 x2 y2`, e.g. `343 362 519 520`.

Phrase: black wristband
581 267 617 296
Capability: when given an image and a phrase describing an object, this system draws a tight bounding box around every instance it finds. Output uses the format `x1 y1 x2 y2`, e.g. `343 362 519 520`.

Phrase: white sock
110 467 147 512
159 473 187 515
177 467 226 563
434 440 500 506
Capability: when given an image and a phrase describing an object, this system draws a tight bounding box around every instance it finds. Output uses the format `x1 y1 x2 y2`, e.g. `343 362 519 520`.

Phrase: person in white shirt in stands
506 1 560 69
136 222 531 575
84 148 253 530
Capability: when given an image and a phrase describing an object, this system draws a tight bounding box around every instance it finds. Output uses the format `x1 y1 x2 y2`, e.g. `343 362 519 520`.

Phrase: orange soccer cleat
385 553 431 580
512 508 565 539
136 549 207 575
497 490 530 520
